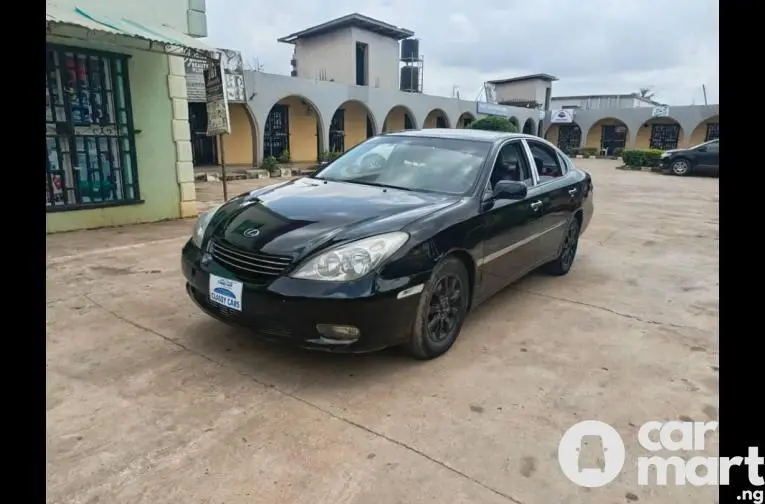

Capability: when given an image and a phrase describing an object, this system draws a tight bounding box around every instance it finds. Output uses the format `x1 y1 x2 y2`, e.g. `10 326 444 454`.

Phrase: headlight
191 205 221 248
290 232 409 282
660 153 670 159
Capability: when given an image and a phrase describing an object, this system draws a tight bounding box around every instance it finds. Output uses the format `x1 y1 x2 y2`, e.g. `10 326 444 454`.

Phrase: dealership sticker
209 274 243 311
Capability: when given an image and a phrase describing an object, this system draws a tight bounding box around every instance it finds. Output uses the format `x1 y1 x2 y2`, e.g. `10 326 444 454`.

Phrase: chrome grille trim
210 240 292 277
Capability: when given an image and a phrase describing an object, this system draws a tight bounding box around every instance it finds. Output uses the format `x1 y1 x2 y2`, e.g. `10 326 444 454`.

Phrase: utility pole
702 85 708 106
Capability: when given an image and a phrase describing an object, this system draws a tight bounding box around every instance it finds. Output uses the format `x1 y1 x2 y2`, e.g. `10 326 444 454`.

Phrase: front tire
406 257 470 360
543 217 581 276
671 158 692 176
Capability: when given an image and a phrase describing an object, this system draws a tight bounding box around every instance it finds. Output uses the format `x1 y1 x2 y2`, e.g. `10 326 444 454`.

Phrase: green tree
468 116 519 133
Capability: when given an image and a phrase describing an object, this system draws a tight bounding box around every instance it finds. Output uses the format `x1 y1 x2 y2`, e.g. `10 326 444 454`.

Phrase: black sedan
182 130 594 359
658 138 719 176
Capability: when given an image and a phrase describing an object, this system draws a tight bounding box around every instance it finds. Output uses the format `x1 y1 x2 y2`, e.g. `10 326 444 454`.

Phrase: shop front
45 2 217 233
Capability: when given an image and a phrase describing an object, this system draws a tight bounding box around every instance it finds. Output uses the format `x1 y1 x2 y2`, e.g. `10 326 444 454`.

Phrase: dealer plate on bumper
209 274 243 311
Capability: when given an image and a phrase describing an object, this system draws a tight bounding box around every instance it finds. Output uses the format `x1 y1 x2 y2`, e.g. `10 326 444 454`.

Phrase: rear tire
406 257 470 360
543 217 581 276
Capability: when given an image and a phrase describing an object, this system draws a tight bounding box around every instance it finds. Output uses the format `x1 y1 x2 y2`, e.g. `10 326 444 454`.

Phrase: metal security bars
45 44 140 211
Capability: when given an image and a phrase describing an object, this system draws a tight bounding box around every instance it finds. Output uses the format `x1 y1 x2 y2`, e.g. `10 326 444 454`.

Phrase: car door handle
568 188 578 197
530 200 543 211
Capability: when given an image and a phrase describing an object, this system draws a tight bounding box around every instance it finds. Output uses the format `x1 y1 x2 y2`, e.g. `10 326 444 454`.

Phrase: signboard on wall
185 58 207 102
651 105 670 118
204 62 231 136
550 109 574 124
186 49 246 103
476 102 512 117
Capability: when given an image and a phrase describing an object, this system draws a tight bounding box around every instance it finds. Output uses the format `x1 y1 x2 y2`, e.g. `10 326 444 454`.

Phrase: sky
204 0 719 106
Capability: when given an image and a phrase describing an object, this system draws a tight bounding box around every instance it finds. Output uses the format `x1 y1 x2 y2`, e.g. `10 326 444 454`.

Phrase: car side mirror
492 180 527 200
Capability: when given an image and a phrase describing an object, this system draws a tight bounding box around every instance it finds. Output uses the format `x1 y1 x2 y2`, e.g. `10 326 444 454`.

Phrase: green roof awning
46 1 217 59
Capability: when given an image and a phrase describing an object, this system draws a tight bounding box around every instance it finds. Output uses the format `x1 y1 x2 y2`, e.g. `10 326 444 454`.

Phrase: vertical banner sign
203 57 231 200
203 60 231 136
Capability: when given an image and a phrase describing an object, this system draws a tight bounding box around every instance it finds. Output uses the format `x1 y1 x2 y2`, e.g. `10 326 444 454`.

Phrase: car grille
209 239 293 279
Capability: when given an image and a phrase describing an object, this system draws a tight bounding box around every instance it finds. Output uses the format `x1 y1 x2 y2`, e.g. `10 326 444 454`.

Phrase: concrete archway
509 116 520 130
522 117 536 135
689 114 719 146
264 94 324 163
585 117 629 156
382 105 417 132
329 100 377 153
219 103 259 166
545 123 582 154
636 117 684 150
424 108 451 128
456 112 475 128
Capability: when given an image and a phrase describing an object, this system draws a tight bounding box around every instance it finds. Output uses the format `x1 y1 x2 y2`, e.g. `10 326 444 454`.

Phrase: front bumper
182 240 425 353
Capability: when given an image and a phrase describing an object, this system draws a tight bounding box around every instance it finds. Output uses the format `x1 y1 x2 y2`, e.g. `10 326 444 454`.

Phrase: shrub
468 116 519 133
277 149 291 163
614 148 624 158
621 149 664 168
581 147 598 157
260 156 279 173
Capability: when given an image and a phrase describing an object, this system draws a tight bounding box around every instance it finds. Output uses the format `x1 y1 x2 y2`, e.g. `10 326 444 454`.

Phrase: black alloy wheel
544 217 581 276
426 275 463 343
407 257 469 360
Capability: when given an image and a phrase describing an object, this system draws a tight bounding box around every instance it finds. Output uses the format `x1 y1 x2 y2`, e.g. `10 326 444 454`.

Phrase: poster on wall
550 109 574 124
185 49 247 103
204 61 231 136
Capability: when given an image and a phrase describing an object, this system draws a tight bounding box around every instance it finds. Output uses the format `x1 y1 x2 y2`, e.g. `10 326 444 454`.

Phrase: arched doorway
382 106 417 132
264 95 324 163
424 109 451 128
219 104 258 166
522 118 536 135
456 112 475 128
545 123 582 154
636 117 684 151
328 100 377 154
586 118 629 156
689 115 719 146
509 116 520 130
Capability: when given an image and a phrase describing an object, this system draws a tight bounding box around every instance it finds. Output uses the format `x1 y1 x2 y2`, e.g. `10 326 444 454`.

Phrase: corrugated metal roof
46 1 216 55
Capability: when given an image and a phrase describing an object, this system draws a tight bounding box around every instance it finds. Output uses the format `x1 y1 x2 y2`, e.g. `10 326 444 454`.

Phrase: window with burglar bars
46 44 140 211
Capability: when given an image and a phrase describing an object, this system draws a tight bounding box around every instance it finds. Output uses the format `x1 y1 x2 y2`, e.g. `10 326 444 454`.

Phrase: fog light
315 324 360 340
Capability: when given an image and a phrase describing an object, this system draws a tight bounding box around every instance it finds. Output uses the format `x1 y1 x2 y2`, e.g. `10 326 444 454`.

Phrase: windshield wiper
347 180 414 191
317 177 414 192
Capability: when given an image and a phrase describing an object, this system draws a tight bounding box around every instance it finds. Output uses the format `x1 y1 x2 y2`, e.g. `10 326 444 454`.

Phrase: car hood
209 178 460 257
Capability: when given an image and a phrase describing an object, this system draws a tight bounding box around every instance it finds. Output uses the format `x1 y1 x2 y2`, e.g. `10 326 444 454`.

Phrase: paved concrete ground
46 159 719 504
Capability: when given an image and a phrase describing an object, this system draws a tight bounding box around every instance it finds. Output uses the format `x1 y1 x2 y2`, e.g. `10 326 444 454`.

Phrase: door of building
706 123 719 141
556 125 581 154
263 104 289 159
329 109 345 153
649 124 680 150
601 125 626 155
188 103 216 166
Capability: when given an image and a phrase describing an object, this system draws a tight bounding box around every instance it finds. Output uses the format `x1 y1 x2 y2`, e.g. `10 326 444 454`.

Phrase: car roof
386 128 537 144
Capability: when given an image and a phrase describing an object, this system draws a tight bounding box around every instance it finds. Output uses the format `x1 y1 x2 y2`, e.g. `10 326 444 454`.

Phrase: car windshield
691 139 718 150
313 135 492 195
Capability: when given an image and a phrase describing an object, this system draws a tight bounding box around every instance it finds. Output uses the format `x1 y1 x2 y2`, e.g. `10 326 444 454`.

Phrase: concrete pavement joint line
48 237 188 265
81 294 525 504
516 289 704 331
